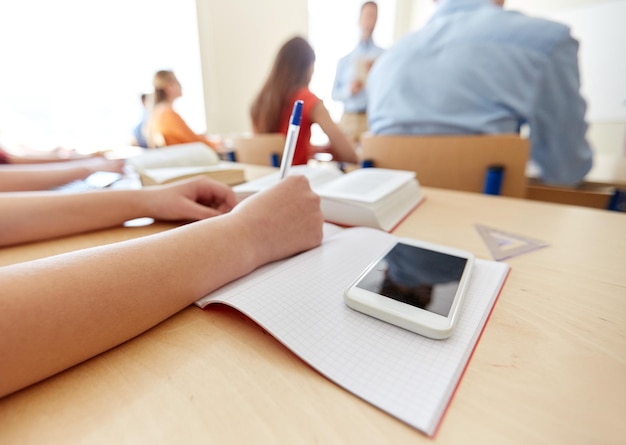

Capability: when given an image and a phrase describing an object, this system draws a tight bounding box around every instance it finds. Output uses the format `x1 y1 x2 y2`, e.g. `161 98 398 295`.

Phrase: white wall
394 0 622 43
546 0 626 156
196 0 308 136
512 0 626 156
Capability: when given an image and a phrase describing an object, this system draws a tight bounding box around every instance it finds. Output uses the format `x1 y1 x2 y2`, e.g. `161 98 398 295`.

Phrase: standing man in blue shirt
332 1 385 144
367 0 593 186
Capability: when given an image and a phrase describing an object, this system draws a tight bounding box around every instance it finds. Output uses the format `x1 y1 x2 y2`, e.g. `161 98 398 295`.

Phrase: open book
127 142 246 186
195 225 510 436
234 165 425 231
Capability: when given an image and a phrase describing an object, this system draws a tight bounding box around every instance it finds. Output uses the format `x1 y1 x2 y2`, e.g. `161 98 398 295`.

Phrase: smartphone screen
355 243 469 317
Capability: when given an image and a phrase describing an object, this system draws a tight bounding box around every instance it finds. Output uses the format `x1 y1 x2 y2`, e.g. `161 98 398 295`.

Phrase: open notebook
195 225 510 436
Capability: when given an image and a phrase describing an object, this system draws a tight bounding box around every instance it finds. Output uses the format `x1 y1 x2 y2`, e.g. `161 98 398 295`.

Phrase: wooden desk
526 154 626 209
525 153 626 189
584 153 626 189
1 189 625 444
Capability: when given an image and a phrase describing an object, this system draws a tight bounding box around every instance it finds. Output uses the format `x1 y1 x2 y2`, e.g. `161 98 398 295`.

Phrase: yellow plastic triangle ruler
475 224 548 261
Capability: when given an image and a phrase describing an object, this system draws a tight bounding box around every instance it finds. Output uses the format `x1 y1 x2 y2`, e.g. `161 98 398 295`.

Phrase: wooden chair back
359 134 530 198
231 133 285 166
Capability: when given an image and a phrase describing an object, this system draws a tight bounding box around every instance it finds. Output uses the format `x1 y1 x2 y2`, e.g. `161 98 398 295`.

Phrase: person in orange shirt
250 37 357 166
147 70 218 151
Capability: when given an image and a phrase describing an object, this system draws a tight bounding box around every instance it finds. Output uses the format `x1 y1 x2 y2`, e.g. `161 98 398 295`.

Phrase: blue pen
279 100 303 179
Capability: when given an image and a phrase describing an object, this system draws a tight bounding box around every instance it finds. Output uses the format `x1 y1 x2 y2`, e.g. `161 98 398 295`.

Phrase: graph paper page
195 226 509 436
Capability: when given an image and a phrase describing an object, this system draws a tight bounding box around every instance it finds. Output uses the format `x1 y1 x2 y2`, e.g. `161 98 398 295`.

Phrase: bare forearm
313 104 358 164
327 129 358 164
0 166 91 191
0 189 147 246
0 175 324 398
0 214 257 398
6 153 82 164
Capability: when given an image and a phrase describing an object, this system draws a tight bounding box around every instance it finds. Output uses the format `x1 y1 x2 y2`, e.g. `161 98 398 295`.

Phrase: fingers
190 178 237 212
174 199 224 220
273 175 324 252
145 176 237 222
232 175 324 265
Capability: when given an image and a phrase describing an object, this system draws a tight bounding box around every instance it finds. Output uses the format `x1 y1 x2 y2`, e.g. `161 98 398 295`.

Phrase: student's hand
350 80 364 95
143 176 238 221
231 175 324 265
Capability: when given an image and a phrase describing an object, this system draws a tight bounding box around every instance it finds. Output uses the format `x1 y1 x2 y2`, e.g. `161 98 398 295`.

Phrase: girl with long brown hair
250 37 357 165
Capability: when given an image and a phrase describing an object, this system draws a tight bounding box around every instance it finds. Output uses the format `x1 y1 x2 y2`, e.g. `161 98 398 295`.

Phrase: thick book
195 225 510 436
233 166 425 231
127 142 246 186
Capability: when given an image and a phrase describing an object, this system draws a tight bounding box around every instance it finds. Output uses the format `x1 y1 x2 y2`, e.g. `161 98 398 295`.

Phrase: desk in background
582 153 626 189
0 172 624 444
526 153 626 210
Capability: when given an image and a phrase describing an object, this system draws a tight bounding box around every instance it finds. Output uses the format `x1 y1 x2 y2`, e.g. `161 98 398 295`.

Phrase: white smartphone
344 238 475 339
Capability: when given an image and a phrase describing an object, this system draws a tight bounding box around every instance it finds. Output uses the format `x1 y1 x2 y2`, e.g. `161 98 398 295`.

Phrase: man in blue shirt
367 0 593 186
332 1 385 143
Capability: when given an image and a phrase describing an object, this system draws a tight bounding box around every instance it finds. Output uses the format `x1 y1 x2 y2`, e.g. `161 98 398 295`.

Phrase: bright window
0 0 204 153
